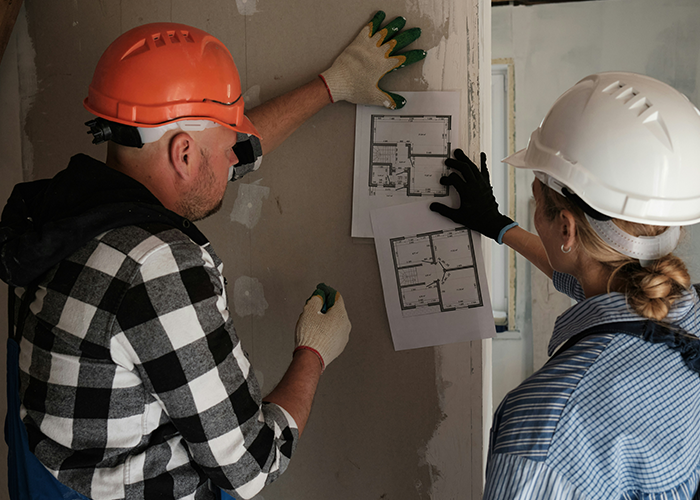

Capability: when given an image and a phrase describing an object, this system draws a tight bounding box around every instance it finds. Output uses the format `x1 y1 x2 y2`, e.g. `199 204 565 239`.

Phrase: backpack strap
552 319 700 375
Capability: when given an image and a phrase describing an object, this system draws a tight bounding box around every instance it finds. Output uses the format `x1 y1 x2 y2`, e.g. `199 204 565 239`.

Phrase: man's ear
560 209 577 250
169 132 197 180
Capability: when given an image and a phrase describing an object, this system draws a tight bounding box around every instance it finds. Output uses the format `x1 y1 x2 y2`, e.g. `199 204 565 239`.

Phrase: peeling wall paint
233 276 269 317
229 180 270 229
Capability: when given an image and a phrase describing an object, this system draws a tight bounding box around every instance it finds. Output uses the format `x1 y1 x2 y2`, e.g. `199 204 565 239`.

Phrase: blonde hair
539 182 690 321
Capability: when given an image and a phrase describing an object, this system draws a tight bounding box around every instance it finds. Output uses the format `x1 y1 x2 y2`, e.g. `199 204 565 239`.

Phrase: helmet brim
226 113 261 140
502 148 527 168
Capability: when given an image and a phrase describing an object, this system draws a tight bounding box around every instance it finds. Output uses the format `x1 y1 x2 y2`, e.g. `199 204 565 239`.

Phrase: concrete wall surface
0 0 484 498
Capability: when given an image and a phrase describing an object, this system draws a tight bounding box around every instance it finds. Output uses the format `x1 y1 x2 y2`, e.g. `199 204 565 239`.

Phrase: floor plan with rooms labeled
390 228 483 317
368 114 452 198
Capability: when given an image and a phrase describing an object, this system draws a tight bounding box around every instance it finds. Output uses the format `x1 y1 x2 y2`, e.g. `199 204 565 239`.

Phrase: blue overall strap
5 286 90 500
552 320 700 374
219 489 236 500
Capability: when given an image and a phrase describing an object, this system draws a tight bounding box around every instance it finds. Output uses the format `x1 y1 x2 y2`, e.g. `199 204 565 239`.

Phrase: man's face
178 127 239 221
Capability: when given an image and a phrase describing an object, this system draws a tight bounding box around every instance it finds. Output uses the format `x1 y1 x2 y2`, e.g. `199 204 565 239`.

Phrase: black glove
430 150 516 243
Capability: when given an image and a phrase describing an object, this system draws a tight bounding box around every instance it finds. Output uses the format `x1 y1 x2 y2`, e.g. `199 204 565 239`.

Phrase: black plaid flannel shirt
17 221 297 500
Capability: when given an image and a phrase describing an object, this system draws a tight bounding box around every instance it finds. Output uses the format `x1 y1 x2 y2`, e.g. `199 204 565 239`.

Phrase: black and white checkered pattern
17 221 297 500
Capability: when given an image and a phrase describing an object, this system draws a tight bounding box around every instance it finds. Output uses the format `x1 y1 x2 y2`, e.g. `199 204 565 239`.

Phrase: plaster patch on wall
230 180 270 229
421 36 448 89
405 0 454 34
233 276 269 317
403 0 462 91
421 345 475 498
235 0 259 17
243 85 261 110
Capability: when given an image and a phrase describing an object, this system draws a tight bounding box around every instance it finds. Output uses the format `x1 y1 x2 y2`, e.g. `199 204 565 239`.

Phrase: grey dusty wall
0 0 485 498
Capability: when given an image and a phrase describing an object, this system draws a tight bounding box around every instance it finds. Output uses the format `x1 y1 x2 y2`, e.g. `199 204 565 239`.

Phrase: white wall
491 0 700 391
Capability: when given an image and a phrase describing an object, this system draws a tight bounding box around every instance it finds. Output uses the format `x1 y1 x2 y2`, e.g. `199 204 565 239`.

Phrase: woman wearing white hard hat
431 72 700 498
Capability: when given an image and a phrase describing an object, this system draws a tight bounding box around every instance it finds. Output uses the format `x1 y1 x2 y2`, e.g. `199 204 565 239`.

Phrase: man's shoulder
97 222 202 264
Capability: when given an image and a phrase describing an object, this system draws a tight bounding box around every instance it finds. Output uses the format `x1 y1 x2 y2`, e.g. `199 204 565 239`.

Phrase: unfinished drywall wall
0 0 484 498
492 0 700 382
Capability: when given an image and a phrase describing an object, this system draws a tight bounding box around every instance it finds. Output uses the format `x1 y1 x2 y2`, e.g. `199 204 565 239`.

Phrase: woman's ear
169 132 197 180
559 209 577 251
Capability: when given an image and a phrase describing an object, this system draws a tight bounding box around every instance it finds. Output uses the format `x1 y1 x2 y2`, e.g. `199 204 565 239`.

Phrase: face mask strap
585 214 680 267
534 171 681 266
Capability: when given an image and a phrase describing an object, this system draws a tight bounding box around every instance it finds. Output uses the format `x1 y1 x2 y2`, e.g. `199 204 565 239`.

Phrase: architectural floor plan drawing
353 91 461 238
369 115 451 198
371 199 495 351
391 228 482 317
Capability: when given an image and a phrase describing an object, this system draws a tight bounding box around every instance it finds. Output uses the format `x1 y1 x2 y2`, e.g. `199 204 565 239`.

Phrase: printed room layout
390 228 483 317
368 114 451 198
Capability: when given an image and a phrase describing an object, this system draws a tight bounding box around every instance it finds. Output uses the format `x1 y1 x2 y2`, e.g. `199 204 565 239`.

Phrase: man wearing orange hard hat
0 13 425 500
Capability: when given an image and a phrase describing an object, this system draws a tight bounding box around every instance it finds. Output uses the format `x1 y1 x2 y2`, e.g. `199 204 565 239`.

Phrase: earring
561 244 572 254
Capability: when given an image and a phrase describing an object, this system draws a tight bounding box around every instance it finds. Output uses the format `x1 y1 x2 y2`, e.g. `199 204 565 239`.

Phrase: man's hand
320 11 426 110
294 283 351 371
430 150 518 243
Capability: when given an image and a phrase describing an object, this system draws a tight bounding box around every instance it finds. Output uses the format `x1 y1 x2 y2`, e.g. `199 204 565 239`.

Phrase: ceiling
492 0 598 5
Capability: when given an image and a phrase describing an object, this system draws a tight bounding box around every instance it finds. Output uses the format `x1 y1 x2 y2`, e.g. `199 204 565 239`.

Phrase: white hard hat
505 72 700 226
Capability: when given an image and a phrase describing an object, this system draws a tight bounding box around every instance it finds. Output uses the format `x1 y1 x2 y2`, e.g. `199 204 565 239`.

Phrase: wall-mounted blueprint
392 228 482 316
353 91 461 238
370 115 451 197
371 200 496 351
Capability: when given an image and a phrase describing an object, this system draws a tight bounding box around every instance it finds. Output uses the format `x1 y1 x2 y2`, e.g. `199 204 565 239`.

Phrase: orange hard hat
83 22 260 138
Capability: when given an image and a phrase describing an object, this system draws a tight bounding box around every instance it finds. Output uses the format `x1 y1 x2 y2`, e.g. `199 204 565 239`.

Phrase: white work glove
320 11 426 110
294 283 351 371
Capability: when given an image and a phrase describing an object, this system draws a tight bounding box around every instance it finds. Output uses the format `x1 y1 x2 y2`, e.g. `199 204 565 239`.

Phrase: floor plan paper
352 91 461 238
371 200 496 351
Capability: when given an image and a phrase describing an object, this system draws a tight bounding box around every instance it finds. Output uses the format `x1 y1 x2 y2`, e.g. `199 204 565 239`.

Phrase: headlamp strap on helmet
85 118 144 148
585 214 681 267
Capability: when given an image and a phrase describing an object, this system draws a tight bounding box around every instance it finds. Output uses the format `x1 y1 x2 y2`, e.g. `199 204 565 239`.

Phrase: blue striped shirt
485 272 700 499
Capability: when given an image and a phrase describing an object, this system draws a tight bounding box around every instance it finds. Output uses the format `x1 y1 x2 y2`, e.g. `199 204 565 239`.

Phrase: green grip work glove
430 150 518 244
320 11 427 109
294 283 351 371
